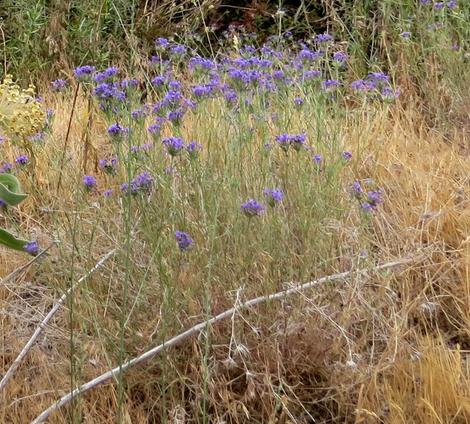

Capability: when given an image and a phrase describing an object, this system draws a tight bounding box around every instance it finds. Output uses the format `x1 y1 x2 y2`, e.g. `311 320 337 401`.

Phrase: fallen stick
0 249 116 395
0 242 56 286
31 256 417 424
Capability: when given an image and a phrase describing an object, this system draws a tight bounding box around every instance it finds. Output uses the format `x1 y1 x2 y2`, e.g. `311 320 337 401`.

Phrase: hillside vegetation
1 1 470 423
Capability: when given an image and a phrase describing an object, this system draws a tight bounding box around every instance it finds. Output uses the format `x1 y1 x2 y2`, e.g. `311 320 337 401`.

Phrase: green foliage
0 174 28 206
0 174 32 254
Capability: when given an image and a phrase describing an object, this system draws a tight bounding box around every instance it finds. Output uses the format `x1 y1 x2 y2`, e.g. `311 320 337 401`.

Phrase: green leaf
0 173 23 192
0 228 29 252
0 174 28 206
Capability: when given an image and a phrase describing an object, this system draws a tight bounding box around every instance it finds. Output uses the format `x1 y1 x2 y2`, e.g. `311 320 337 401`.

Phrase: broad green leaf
0 174 28 206
0 228 29 252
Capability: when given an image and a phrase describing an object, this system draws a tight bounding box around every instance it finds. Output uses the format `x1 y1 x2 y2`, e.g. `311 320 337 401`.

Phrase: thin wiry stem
31 255 418 424
0 249 116 395
56 82 80 193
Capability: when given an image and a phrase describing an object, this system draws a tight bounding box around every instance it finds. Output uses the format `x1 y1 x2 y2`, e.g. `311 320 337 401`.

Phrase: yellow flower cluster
0 75 45 140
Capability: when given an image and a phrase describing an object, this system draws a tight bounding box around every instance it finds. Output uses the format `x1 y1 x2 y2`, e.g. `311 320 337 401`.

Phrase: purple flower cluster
108 123 129 139
0 162 12 173
342 151 353 161
73 65 96 80
83 175 97 190
275 133 307 152
322 79 341 91
241 198 265 217
175 231 193 252
263 188 284 207
94 67 119 83
98 157 118 175
15 155 29 166
24 241 39 256
162 137 202 158
186 141 203 158
121 171 154 195
350 181 383 212
162 136 185 156
51 79 68 91
93 82 126 103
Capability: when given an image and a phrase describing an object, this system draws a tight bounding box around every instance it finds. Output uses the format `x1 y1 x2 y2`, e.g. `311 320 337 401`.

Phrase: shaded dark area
0 0 337 81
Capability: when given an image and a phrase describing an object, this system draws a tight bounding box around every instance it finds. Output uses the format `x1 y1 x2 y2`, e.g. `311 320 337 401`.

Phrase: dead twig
30 255 418 424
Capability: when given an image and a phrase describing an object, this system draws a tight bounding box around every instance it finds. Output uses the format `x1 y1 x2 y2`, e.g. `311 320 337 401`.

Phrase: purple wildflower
83 175 97 190
151 76 167 88
51 79 68 91
224 90 238 104
333 51 348 63
156 37 170 49
131 108 147 121
263 188 284 207
366 190 383 208
275 133 291 152
15 155 29 166
170 44 187 57
167 108 185 124
73 65 96 80
93 82 126 101
351 181 363 198
175 231 193 252
241 198 265 217
186 141 202 158
0 162 13 173
94 67 119 83
351 79 377 92
315 33 333 43
313 154 322 165
121 172 154 196
447 0 457 9
107 123 129 139
162 136 185 156
322 79 341 91
98 157 118 175
290 133 306 151
367 72 389 84
298 49 323 62
275 133 306 152
342 151 352 161
147 124 161 138
24 241 39 256
302 70 322 81
361 202 374 212
381 87 400 100
121 78 139 90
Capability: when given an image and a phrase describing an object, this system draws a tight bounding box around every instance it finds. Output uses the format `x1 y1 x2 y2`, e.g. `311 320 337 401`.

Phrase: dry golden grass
1 90 469 423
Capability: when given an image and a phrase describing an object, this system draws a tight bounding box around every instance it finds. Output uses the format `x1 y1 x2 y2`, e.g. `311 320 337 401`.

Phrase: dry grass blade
0 242 56 286
0 249 116 395
31 255 418 424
